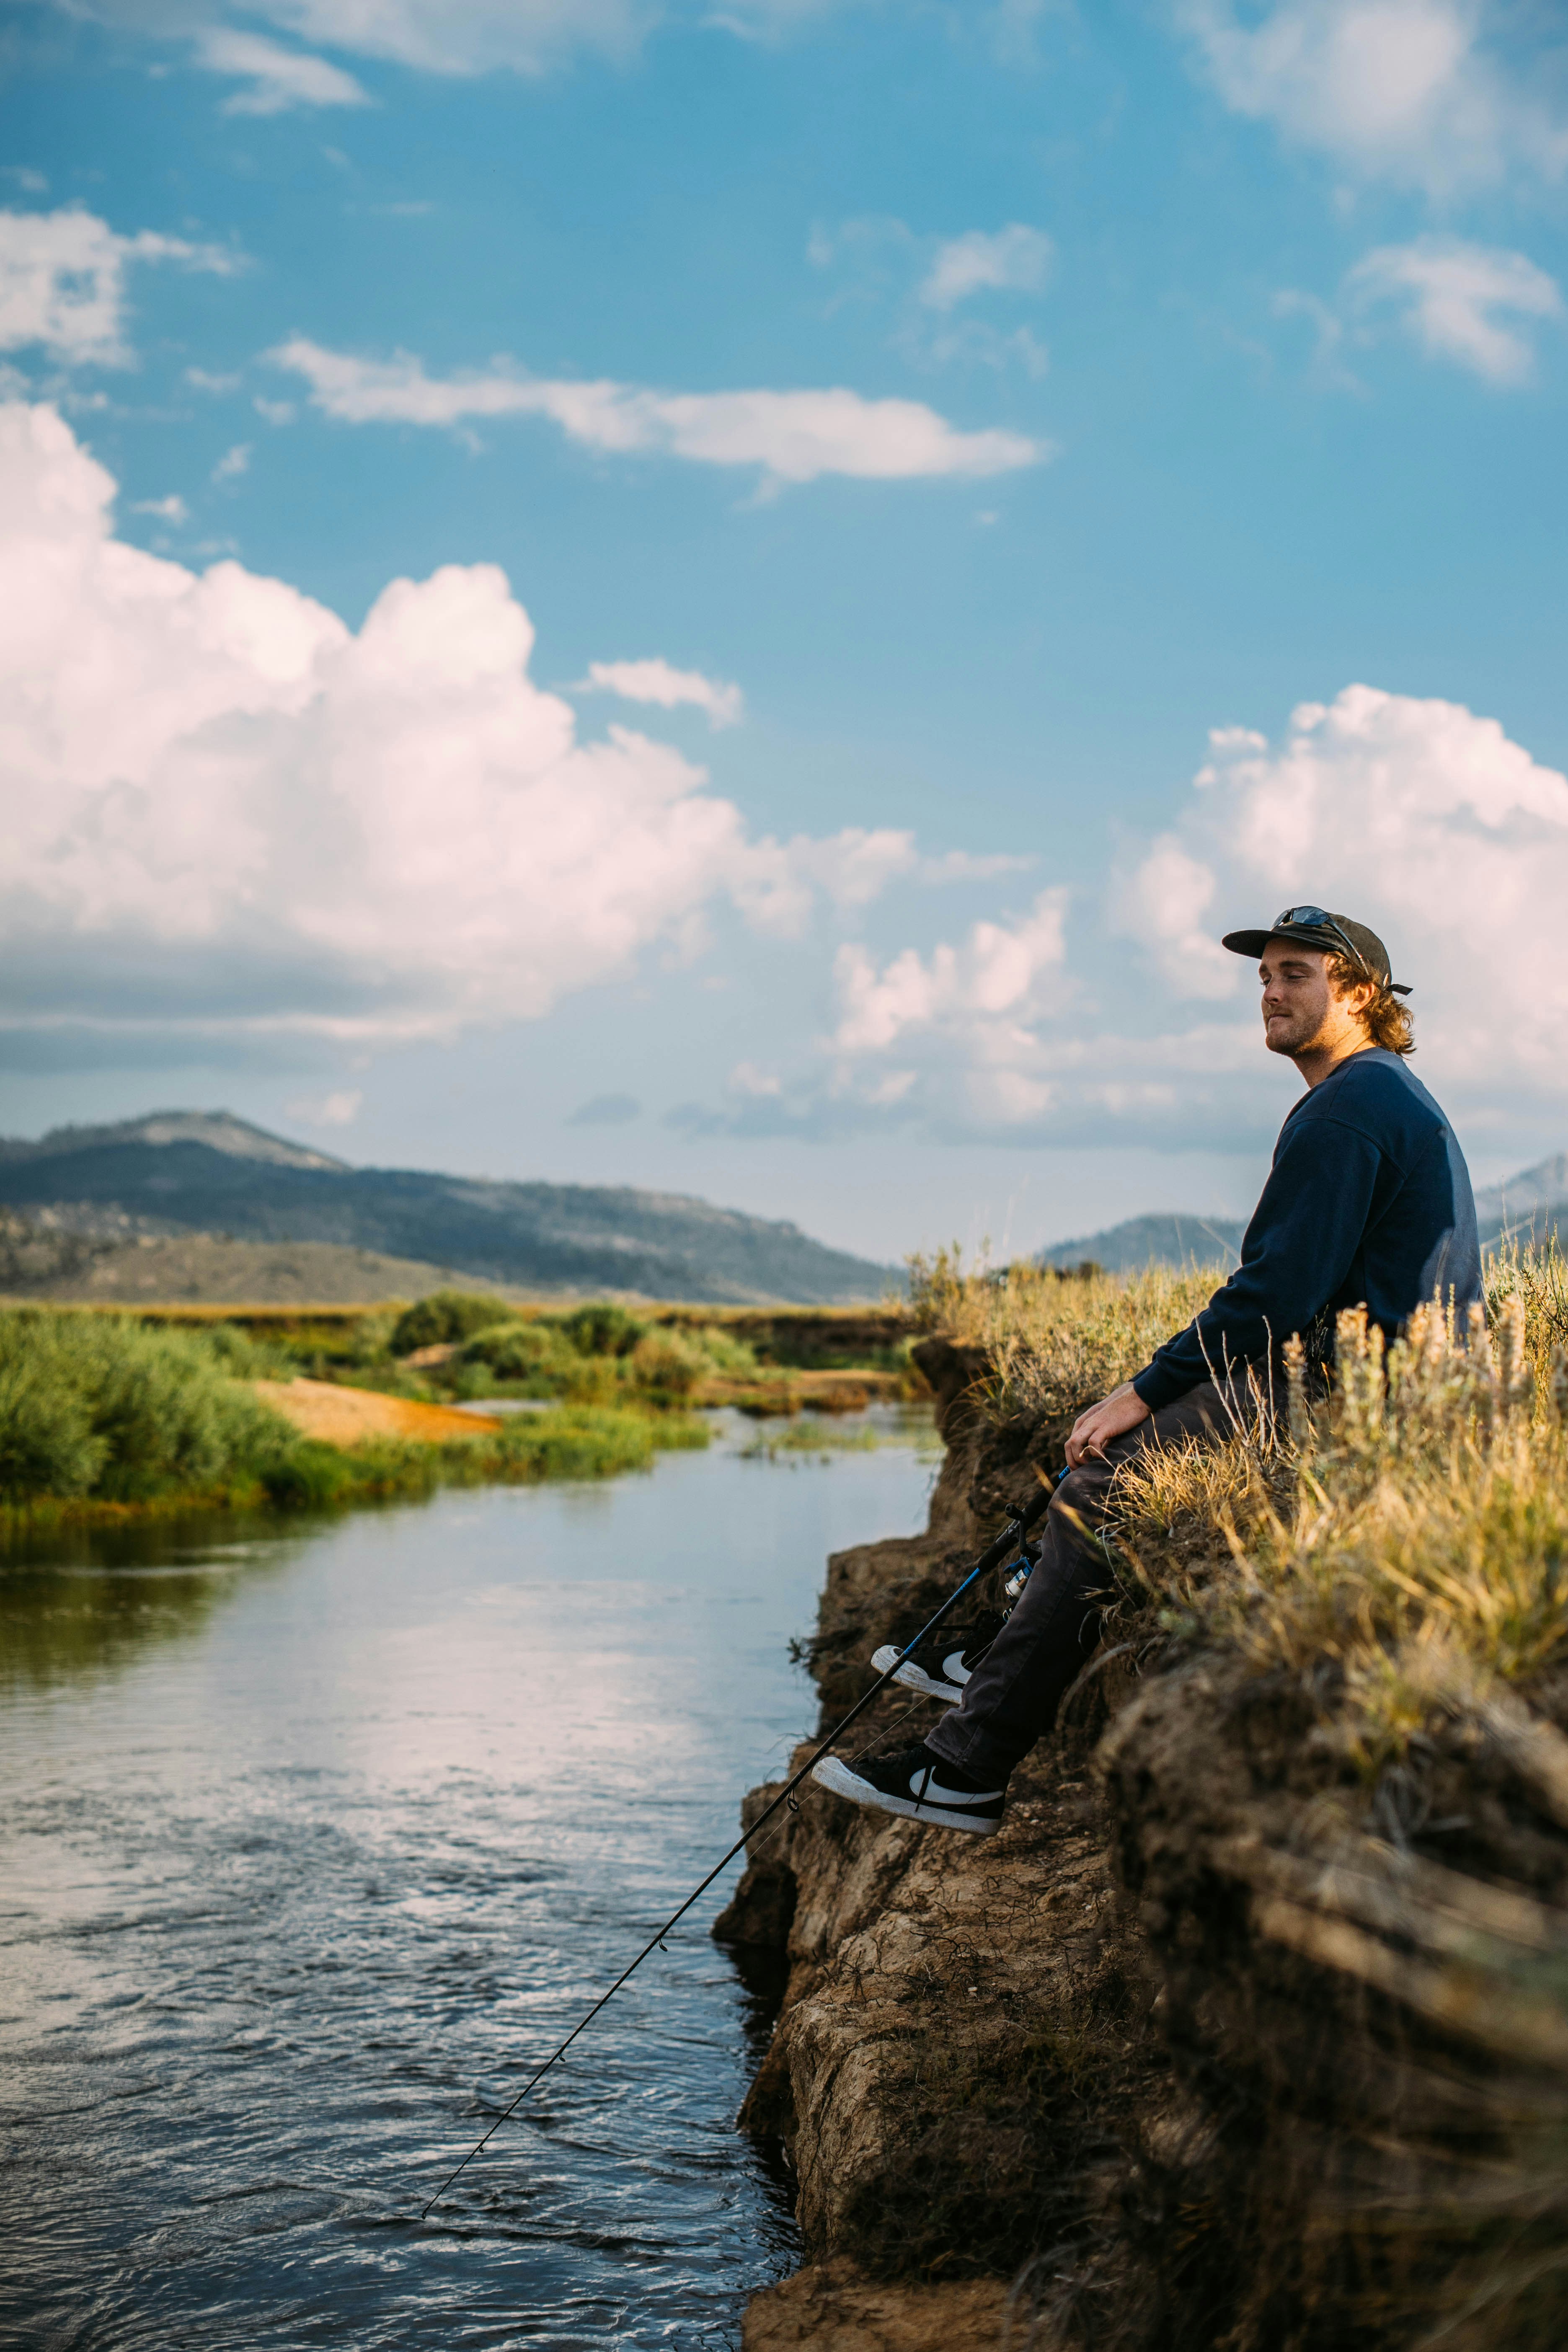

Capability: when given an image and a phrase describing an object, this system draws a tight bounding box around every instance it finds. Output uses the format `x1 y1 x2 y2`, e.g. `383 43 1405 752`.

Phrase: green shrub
458 1320 579 1389
688 1323 759 1376
390 1291 517 1354
259 1437 360 1509
629 1328 712 1398
557 1303 649 1359
0 1311 297 1504
201 1322 297 1380
0 1344 106 1498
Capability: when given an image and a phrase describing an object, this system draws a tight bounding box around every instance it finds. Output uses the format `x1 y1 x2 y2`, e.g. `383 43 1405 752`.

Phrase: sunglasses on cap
1272 906 1373 977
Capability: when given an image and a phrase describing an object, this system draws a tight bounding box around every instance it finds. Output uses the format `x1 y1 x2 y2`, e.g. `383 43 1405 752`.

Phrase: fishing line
418 1472 1057 2220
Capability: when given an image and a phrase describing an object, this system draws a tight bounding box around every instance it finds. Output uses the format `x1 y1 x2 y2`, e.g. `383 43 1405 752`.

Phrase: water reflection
0 1406 935 2349
0 1513 303 1691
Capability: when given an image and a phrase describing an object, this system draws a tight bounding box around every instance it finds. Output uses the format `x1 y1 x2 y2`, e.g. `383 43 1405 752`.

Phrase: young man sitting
814 907 1481 1836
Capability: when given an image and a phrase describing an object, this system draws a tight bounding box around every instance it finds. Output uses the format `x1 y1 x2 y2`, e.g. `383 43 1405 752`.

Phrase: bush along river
0 1404 938 2351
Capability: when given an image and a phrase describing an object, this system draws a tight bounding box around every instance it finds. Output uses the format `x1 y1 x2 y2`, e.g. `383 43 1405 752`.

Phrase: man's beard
1264 1012 1318 1057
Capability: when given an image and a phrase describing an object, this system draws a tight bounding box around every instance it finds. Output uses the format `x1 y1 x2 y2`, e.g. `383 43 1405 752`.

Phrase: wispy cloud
285 1087 364 1126
0 207 240 368
130 493 190 523
919 224 1054 310
579 657 744 728
567 1092 642 1125
811 214 1054 378
246 0 649 75
1347 237 1563 384
1276 236 1563 388
195 30 373 115
269 337 1047 484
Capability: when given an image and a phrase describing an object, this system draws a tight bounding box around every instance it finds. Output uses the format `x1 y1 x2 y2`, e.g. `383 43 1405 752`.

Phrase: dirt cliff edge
718 1337 1568 2352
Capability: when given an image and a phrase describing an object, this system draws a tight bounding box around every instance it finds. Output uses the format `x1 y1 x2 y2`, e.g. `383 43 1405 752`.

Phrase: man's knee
1046 1462 1110 1544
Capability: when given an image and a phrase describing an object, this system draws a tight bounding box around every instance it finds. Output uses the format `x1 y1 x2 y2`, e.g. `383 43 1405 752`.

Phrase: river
0 1406 938 2351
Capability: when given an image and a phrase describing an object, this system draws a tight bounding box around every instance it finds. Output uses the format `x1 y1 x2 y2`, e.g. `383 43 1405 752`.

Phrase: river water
0 1407 937 2352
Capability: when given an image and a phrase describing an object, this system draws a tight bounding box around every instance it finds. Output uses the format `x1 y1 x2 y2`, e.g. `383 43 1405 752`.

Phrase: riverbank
0 1306 712 1534
721 1252 1568 2351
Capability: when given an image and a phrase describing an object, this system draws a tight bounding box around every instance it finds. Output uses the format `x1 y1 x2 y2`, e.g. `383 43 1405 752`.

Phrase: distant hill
1474 1152 1568 1245
0 1213 522 1308
1039 1212 1245 1275
0 1111 895 1305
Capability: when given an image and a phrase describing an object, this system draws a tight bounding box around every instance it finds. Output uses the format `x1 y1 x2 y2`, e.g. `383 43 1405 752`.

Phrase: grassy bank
0 1308 707 1529
914 1242 1568 1768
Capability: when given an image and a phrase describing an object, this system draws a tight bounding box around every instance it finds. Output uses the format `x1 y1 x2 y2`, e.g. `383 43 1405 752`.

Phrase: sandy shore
253 1378 503 1446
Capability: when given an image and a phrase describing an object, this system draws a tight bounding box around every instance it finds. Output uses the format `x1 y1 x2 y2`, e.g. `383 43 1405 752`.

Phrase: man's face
1258 941 1336 1057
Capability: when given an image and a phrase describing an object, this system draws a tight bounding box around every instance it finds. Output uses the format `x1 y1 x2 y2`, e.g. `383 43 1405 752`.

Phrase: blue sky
2 1 1567 1261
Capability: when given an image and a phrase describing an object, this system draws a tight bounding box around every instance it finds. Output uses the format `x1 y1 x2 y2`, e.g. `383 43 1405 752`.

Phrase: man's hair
1328 951 1415 1055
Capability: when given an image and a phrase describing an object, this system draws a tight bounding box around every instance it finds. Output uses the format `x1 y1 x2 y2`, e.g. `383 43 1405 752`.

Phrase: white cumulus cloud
825 892 1072 1130
919 225 1054 311
0 401 940 1053
1346 236 1563 383
0 207 239 368
1121 683 1568 1106
269 338 1045 485
196 29 374 114
580 657 744 728
1180 0 1568 196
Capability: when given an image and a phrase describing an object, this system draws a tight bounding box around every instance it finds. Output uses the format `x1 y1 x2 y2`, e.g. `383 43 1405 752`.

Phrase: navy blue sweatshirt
1131 1049 1482 1413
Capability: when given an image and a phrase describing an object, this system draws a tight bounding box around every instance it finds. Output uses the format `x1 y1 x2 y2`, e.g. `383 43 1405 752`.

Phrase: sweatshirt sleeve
1129 1112 1383 1412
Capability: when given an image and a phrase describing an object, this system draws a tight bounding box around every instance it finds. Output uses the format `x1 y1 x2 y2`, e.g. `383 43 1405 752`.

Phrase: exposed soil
252 1378 502 1445
742 2261 1015 2351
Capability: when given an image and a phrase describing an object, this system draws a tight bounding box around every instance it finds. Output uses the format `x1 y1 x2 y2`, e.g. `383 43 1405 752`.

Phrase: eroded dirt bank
718 1341 1568 2352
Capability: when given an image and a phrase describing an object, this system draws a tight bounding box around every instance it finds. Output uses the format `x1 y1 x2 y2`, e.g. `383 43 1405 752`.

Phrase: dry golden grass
907 1246 1216 1421
922 1242 1568 1765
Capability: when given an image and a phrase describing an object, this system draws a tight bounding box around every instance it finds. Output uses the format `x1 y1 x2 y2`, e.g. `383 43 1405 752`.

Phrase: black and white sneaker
811 1742 1007 1836
870 1610 1005 1703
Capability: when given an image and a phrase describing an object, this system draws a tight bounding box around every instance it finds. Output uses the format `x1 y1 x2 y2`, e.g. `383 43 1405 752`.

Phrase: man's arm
1128 1113 1383 1414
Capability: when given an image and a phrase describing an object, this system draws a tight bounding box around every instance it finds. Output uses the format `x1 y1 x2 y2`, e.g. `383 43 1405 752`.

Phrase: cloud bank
0 401 961 1057
1117 683 1568 1105
690 685 1568 1152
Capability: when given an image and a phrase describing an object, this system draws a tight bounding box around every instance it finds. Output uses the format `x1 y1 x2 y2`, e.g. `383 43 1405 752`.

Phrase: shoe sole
870 1644 965 1704
811 1753 1001 1836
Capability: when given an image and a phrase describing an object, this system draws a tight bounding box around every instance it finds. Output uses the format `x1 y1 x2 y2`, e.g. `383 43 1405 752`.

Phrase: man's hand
1064 1380 1152 1469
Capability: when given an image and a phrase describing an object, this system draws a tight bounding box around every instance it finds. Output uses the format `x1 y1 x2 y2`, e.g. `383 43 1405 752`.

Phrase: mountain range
1038 1152 1568 1274
0 1112 895 1305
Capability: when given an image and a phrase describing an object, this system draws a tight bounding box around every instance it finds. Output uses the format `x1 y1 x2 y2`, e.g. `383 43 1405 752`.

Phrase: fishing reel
1002 1538 1042 1601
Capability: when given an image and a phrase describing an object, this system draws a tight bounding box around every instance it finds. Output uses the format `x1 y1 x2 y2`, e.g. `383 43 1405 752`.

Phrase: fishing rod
418 1471 1058 2221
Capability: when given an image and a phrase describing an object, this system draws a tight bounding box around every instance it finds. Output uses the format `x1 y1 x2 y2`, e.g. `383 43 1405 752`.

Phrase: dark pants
925 1373 1263 1786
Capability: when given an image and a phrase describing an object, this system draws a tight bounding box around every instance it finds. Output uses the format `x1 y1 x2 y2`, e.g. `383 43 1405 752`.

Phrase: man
814 906 1481 1837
